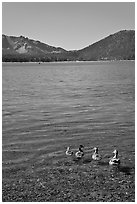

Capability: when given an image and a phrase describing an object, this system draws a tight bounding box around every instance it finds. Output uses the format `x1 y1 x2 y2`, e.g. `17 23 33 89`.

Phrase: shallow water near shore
2 61 135 201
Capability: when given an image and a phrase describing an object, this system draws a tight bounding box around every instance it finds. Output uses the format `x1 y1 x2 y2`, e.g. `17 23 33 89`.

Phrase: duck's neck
94 149 98 154
113 152 118 159
79 148 83 152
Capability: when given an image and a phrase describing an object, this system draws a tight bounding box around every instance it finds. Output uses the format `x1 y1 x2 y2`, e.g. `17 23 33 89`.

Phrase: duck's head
113 149 118 154
93 147 98 153
113 149 119 158
66 147 70 151
79 145 84 150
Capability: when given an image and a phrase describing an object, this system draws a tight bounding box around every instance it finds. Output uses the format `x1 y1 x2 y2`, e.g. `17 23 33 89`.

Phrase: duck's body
109 158 120 165
109 150 120 165
92 147 101 161
75 150 84 158
75 145 84 159
66 147 73 156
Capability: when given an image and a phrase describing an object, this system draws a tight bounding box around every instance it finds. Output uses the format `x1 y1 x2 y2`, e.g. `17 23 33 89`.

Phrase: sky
2 2 135 51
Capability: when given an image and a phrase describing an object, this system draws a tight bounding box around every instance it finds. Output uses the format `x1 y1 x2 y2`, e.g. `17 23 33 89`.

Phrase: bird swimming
75 145 84 159
66 147 73 156
92 147 101 160
109 149 120 165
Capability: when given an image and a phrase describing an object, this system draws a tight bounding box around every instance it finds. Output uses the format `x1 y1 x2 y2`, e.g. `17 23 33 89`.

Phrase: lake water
2 61 135 170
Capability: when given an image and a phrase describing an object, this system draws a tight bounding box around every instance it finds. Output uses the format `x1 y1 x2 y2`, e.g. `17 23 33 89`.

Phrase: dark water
2 61 135 169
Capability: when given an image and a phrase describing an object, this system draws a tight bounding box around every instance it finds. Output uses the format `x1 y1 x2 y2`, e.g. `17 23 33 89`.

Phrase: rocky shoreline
2 155 135 202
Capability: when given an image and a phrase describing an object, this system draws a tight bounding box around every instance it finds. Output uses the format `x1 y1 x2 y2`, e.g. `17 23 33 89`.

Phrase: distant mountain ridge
2 30 135 62
77 30 135 61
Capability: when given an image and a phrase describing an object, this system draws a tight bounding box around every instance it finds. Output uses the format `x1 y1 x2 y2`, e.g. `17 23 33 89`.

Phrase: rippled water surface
2 61 135 169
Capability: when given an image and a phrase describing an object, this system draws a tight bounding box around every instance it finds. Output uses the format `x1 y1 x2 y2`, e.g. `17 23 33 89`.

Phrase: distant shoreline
2 60 135 65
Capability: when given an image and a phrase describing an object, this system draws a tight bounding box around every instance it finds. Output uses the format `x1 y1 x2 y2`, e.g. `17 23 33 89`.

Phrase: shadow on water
109 165 132 175
97 161 109 166
83 158 92 164
118 166 132 175
73 157 93 164
73 158 109 165
72 157 91 165
73 157 83 163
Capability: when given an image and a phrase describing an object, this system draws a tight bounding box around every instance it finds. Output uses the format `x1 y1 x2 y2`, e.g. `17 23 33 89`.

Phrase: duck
92 147 101 160
109 149 120 165
66 147 73 156
75 145 84 159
